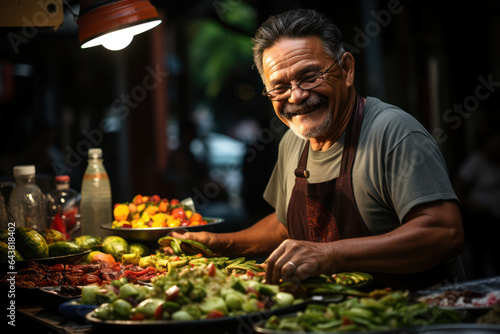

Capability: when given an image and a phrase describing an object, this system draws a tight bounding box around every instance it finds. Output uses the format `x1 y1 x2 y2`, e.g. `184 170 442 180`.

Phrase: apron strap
340 95 364 176
294 141 310 178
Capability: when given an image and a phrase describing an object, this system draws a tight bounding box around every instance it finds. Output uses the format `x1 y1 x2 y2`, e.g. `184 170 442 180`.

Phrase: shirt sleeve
263 135 289 225
384 131 458 221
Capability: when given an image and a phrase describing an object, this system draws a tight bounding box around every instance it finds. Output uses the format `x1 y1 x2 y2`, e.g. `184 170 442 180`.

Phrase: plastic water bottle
8 165 48 230
46 175 81 238
80 148 112 236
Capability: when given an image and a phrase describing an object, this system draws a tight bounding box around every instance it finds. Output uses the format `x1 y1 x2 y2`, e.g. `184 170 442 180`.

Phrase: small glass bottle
80 148 112 236
46 175 81 238
8 165 48 230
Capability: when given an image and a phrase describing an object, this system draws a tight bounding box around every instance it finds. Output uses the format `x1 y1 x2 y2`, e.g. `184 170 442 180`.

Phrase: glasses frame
262 58 340 101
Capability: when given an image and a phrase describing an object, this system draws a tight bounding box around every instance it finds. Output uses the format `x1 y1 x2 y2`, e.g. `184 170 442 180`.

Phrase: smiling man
173 8 465 291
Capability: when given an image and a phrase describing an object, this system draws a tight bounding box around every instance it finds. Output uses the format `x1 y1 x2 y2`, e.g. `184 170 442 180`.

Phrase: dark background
1 0 499 279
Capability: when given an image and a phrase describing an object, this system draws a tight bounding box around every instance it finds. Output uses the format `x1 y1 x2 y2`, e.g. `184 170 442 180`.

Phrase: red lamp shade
77 0 161 50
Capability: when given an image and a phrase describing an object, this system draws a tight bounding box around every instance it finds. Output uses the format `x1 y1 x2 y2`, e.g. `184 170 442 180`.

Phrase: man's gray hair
252 8 345 80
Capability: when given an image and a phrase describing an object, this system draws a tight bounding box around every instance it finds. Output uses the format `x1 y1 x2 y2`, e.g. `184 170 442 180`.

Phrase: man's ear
340 52 355 88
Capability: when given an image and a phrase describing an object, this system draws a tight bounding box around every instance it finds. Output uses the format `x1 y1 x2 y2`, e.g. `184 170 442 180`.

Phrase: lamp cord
62 0 79 21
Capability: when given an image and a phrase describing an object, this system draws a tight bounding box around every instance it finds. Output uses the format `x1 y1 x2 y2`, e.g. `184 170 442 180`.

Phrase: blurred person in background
454 127 500 279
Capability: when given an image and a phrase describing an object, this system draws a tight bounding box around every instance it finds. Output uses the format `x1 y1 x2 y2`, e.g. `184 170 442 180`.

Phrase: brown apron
286 95 453 291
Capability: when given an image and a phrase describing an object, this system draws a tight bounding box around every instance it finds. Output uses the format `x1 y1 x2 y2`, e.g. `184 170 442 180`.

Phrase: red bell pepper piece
206 310 225 319
50 212 70 239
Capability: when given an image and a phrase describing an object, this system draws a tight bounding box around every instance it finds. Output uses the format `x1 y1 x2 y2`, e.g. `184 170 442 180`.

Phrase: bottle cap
13 165 36 178
55 175 70 183
88 148 103 159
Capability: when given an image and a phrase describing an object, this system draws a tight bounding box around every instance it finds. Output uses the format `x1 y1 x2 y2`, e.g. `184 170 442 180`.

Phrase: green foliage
187 2 257 100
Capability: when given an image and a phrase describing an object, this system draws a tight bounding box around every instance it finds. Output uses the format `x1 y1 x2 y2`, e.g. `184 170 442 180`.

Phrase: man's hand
163 231 217 254
164 212 288 258
265 239 336 284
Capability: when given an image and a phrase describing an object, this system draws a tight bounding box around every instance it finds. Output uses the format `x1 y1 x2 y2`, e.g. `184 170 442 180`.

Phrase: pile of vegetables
83 263 298 321
112 195 208 229
264 290 461 332
0 227 88 261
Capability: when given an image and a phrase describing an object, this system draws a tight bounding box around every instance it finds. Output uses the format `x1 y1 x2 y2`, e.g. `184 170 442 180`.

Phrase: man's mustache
281 94 328 119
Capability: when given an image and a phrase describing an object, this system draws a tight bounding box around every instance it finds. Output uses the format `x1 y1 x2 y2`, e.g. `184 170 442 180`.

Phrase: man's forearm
331 201 464 274
215 212 288 257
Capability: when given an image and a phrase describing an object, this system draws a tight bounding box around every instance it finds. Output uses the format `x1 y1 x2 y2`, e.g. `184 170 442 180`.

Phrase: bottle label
83 173 109 181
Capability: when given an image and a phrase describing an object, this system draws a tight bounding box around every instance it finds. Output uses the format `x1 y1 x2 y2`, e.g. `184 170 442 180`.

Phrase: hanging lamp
77 0 161 51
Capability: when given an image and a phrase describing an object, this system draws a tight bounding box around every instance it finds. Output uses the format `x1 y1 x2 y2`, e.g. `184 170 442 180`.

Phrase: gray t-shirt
264 96 458 233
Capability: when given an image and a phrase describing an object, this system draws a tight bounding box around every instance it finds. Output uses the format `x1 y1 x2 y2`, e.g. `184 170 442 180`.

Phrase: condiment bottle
8 165 48 230
46 175 81 238
80 148 112 236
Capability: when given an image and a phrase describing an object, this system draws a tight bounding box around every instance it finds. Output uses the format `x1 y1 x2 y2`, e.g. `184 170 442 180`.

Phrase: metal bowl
100 217 224 242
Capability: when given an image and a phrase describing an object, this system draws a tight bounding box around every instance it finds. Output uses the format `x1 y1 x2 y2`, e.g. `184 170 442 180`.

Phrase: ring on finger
287 261 297 274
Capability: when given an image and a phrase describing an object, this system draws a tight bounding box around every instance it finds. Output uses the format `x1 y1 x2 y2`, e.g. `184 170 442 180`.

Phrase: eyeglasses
262 59 339 101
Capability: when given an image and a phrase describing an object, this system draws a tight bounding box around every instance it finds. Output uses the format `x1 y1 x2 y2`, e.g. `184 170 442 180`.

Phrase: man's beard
281 94 332 140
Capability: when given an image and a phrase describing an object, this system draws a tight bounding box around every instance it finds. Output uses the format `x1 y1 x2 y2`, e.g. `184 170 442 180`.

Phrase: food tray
37 286 82 312
414 276 500 315
253 321 500 334
100 217 224 241
85 300 308 334
0 249 91 271
58 300 99 321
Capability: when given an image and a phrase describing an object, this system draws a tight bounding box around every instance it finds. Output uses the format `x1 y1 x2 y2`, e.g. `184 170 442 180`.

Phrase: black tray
414 276 500 316
85 300 309 334
0 249 91 272
253 321 500 334
37 286 82 312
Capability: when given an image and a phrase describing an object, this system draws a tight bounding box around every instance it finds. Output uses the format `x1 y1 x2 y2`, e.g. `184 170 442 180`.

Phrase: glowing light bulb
81 20 162 51
102 31 134 51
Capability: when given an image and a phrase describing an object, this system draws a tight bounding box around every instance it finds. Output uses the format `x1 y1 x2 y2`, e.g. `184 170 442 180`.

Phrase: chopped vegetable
264 290 461 332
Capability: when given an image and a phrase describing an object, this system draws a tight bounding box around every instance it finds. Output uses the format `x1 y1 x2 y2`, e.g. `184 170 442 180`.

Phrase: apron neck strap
295 141 310 178
340 94 365 176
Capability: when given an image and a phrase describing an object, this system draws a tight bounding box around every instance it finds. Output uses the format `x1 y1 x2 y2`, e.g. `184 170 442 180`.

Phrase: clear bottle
46 175 82 238
80 148 112 236
8 165 48 230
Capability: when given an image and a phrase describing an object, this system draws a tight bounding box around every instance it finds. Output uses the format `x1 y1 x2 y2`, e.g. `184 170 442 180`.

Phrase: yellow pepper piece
113 204 129 221
137 203 146 213
151 220 167 228
144 205 159 216
167 218 181 228
152 213 167 224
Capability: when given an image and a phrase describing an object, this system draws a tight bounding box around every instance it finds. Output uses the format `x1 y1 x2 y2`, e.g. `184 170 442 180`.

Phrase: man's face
262 36 349 140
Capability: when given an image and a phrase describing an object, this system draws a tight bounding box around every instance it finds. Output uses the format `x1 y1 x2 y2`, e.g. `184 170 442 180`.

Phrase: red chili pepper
342 317 353 326
131 313 145 321
165 285 180 301
49 263 65 272
207 263 216 277
50 212 70 239
154 304 163 320
206 310 225 319
246 286 261 298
